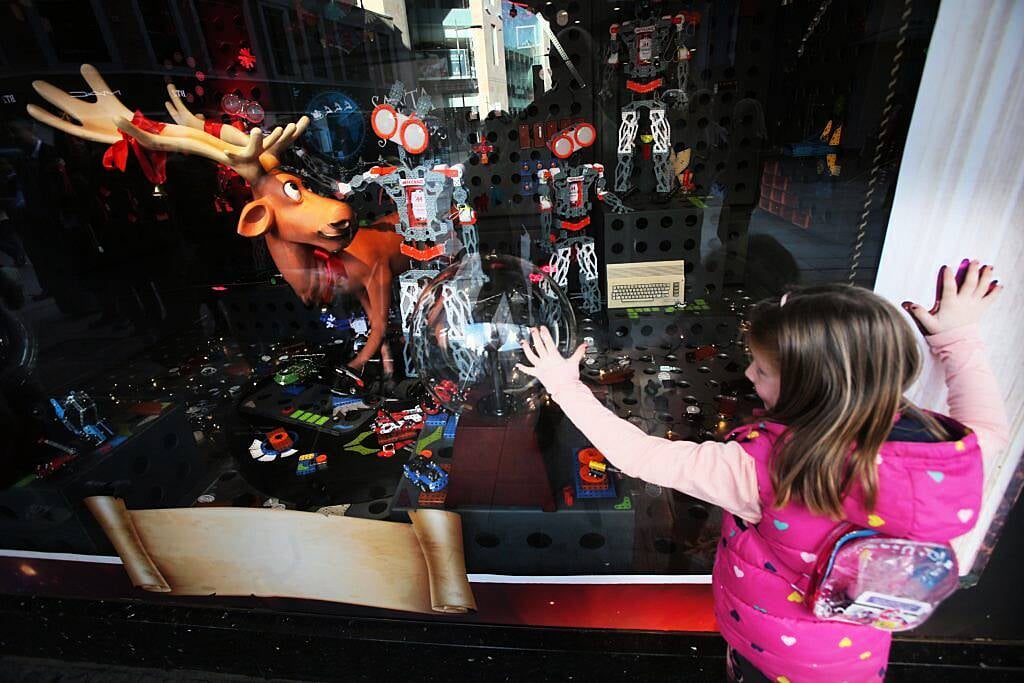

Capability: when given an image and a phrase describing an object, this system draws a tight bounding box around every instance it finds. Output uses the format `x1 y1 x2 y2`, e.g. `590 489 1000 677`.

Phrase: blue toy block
443 413 460 441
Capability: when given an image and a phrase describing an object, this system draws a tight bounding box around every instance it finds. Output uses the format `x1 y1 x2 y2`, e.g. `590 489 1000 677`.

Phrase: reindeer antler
26 64 298 184
115 118 283 184
164 83 310 172
26 64 133 144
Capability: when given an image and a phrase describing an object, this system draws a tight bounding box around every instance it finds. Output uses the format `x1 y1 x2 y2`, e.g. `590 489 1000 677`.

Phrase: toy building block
573 447 618 500
266 427 293 451
296 453 317 476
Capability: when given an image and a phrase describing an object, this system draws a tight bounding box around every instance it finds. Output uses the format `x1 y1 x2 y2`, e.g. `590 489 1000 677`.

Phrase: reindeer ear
237 198 274 238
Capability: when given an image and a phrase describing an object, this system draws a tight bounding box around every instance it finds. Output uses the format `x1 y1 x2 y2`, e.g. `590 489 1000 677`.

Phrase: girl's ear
237 198 275 238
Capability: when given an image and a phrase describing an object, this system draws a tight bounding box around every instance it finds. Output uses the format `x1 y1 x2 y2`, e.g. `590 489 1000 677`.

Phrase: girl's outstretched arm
904 260 1010 460
518 327 762 523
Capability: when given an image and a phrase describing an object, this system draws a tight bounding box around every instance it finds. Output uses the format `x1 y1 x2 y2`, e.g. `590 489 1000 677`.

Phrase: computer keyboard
606 260 685 309
611 282 670 302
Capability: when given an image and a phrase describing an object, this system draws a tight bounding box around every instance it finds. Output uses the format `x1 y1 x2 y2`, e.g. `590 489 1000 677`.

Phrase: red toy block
266 427 293 451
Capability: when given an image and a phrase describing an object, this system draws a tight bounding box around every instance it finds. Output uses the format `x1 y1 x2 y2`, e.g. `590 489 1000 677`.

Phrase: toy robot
337 82 479 376
600 5 700 195
537 123 632 314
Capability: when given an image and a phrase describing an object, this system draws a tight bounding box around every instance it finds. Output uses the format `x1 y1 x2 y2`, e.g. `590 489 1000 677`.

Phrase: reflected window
35 0 111 63
261 5 295 76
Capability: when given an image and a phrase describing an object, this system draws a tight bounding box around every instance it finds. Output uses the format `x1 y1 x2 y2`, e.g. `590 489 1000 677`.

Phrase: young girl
517 261 1008 683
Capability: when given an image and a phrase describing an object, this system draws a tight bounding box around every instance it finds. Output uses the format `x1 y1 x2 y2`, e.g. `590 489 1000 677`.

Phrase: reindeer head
27 65 357 305
232 166 356 305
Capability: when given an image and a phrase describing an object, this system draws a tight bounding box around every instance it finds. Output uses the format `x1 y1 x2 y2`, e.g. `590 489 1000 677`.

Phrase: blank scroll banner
85 497 476 615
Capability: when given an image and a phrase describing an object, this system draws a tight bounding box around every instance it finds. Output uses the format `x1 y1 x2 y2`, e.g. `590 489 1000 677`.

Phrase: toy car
403 456 448 493
50 391 113 445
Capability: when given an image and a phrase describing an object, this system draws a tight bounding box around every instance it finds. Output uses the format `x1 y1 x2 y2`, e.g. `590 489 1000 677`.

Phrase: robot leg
399 271 429 377
441 279 482 385
577 238 601 314
542 244 572 300
615 108 639 193
650 106 673 194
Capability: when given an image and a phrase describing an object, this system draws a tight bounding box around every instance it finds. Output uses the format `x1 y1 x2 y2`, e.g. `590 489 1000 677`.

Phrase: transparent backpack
807 523 960 631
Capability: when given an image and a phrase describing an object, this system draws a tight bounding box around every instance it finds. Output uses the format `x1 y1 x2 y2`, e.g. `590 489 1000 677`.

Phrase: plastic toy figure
537 123 632 313
403 455 449 493
26 65 407 372
50 391 113 445
372 405 425 457
600 5 700 194
337 81 478 375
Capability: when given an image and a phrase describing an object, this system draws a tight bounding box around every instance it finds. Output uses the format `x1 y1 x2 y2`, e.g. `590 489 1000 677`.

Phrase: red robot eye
370 104 399 139
399 118 430 155
547 122 596 159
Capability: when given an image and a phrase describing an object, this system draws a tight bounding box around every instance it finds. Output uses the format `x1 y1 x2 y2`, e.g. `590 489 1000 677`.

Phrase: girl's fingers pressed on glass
520 339 539 365
539 326 557 355
963 259 981 292
515 363 537 377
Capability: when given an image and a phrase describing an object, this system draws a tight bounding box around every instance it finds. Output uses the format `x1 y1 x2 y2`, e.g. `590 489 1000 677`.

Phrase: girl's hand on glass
902 259 1002 335
516 326 587 392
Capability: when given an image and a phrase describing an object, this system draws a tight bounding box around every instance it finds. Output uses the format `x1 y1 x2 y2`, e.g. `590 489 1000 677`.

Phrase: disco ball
410 254 577 417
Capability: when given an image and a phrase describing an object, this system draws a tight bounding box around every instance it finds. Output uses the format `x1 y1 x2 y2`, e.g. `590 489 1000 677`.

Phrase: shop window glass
0 0 991 635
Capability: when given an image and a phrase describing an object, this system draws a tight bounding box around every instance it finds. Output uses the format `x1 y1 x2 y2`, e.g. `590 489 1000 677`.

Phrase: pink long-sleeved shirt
547 324 1010 523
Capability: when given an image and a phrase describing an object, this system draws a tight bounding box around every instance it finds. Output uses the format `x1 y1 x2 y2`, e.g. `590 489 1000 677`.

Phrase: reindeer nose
330 218 351 231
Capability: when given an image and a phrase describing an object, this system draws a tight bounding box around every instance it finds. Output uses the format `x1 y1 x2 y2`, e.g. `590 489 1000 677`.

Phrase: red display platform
445 410 556 512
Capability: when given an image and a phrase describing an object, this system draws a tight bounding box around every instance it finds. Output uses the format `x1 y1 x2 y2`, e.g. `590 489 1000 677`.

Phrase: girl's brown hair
745 284 949 518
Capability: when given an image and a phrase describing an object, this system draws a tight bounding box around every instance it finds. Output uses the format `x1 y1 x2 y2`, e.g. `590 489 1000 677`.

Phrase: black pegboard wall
601 206 724 304
215 283 340 344
343 1 779 317
466 9 602 227
605 308 740 349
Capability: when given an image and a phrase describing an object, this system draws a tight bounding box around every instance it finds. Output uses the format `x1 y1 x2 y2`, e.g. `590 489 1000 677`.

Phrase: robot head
370 81 443 157
547 122 596 160
370 103 430 155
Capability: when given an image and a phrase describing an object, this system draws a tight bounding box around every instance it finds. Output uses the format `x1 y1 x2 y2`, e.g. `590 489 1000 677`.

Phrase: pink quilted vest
714 416 982 682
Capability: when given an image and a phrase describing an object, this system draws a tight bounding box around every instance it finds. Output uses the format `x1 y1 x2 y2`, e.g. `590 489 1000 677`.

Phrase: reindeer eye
283 181 302 202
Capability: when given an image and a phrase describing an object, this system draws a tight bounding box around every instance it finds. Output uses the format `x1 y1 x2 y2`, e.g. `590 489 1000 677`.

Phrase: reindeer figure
27 65 408 372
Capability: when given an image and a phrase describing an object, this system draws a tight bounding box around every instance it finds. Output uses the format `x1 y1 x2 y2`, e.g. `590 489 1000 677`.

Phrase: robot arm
450 168 478 255
335 179 356 199
593 164 633 214
673 11 700 95
599 24 622 100
537 168 555 252
450 167 476 225
338 169 378 198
